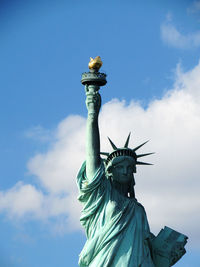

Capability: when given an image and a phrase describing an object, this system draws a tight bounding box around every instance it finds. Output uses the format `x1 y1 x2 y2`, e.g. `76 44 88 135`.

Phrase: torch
81 56 107 104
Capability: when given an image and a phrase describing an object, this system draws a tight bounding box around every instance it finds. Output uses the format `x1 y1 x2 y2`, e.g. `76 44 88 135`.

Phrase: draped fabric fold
77 161 155 267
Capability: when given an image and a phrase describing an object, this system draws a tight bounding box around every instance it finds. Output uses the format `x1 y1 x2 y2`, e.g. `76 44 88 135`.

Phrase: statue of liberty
77 57 188 267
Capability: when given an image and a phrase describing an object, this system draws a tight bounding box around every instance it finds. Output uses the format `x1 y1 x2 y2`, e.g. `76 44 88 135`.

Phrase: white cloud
0 61 200 249
0 181 80 231
27 115 86 195
161 22 200 49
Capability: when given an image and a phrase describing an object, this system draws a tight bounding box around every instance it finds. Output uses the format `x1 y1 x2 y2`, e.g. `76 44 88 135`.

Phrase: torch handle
85 84 101 115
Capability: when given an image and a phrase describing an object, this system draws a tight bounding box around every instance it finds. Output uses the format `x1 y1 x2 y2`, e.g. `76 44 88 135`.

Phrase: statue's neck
111 180 130 198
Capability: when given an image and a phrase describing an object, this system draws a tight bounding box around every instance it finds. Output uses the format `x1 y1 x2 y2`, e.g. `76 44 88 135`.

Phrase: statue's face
111 157 135 184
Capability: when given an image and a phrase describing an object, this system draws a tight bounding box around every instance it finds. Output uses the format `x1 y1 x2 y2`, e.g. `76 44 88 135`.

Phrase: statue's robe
77 161 155 267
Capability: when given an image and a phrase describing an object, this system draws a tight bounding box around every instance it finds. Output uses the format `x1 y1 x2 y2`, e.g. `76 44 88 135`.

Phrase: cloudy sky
0 0 200 266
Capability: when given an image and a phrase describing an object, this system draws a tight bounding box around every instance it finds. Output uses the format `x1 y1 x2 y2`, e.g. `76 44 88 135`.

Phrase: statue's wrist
88 111 99 119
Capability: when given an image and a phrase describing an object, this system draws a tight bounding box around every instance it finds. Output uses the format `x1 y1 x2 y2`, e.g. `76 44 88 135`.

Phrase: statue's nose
123 167 128 175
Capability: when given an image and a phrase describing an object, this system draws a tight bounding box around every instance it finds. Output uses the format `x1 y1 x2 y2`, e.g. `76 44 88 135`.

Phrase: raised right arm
85 85 101 180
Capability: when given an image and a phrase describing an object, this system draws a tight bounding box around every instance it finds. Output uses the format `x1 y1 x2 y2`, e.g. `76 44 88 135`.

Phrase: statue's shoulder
134 199 147 213
134 199 144 208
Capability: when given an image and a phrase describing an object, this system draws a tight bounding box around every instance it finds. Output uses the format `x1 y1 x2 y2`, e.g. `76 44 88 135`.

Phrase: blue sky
0 0 200 266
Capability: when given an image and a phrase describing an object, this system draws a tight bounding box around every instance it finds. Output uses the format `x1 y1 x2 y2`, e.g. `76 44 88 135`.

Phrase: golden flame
88 56 103 71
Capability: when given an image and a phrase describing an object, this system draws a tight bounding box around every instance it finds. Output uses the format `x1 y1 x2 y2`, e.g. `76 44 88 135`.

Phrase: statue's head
101 133 153 184
106 155 136 184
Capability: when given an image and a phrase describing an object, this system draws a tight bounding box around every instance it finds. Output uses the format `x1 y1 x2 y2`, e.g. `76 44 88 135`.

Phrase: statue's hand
86 91 101 116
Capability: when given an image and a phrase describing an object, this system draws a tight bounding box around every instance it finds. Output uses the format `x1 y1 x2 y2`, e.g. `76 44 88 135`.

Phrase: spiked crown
100 133 154 166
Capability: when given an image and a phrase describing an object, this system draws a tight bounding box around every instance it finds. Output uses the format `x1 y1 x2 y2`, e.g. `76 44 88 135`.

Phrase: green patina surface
77 59 188 267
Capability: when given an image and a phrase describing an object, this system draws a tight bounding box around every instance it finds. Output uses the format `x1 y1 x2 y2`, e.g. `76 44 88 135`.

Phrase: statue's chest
105 191 129 218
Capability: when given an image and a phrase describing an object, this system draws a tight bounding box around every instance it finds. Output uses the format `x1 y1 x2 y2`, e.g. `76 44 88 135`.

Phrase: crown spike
136 161 153 165
107 137 118 150
137 152 155 158
124 132 131 148
133 140 149 152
